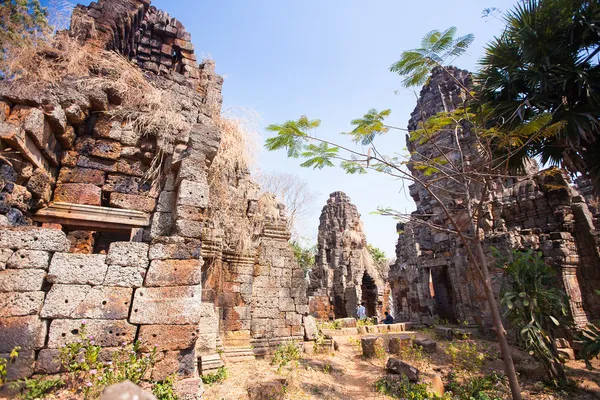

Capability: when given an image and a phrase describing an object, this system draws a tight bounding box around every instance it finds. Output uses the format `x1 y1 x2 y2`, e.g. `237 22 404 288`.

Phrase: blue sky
60 0 518 257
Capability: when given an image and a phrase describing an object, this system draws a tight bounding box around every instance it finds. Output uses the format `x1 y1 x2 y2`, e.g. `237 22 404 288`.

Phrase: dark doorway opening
333 295 347 318
361 273 378 317
430 267 457 323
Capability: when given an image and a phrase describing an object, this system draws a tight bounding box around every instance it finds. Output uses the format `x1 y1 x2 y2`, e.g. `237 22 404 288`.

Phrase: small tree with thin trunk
264 27 535 400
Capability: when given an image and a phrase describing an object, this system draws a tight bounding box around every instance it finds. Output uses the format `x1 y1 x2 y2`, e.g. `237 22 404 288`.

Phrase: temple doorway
430 266 457 323
361 272 378 317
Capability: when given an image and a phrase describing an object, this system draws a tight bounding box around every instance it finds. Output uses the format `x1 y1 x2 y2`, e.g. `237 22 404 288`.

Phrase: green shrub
374 375 447 399
0 347 19 388
357 318 374 327
271 342 302 373
19 377 64 400
200 367 228 385
447 372 505 400
445 341 486 372
153 375 178 400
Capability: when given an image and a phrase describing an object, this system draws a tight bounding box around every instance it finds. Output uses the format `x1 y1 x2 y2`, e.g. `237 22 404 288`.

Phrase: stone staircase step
199 353 224 375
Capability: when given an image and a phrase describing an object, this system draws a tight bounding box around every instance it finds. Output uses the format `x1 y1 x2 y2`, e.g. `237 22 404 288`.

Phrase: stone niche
308 191 388 321
0 0 309 391
387 66 600 331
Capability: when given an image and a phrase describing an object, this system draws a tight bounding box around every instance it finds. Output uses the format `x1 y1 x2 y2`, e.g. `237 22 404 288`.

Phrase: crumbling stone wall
0 0 308 389
308 191 386 320
389 67 600 329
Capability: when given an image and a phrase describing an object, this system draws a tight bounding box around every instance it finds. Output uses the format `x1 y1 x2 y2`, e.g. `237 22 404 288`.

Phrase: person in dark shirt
383 311 394 324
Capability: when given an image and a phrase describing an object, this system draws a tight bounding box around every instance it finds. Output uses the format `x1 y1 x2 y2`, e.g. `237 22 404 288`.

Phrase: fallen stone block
0 227 70 251
47 253 107 285
303 315 318 341
106 242 149 268
144 259 202 287
0 291 45 317
129 286 208 325
361 336 385 358
47 319 136 348
386 357 420 381
247 380 286 400
6 249 51 269
41 284 132 319
0 315 47 351
414 338 437 353
0 269 46 292
99 380 157 400
174 378 204 400
388 336 413 354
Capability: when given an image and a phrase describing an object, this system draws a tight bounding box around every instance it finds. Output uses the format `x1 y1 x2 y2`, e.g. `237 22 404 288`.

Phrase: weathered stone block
174 378 204 400
34 349 63 374
151 349 196 381
0 349 35 380
58 167 105 185
174 205 204 222
47 253 107 285
94 118 122 140
148 238 201 260
103 266 144 288
157 191 176 212
177 180 209 208
41 284 132 319
0 291 45 317
145 259 202 287
361 336 385 358
120 127 141 146
64 103 86 125
388 336 413 354
26 169 53 202
150 212 174 238
77 155 117 172
0 248 12 269
54 183 101 206
0 228 70 251
110 192 156 213
43 103 67 133
99 381 158 400
386 358 420 381
91 139 121 160
0 269 45 292
7 106 52 150
138 325 200 351
130 286 207 325
116 159 144 177
47 319 136 348
173 220 203 238
177 156 206 184
0 315 47 351
106 242 149 268
6 249 50 269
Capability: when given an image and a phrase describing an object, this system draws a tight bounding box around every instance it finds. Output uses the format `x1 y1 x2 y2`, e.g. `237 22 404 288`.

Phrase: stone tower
308 192 386 320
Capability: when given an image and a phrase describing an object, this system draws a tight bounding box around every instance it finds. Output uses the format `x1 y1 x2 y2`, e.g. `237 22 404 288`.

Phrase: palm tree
390 26 474 88
477 0 600 190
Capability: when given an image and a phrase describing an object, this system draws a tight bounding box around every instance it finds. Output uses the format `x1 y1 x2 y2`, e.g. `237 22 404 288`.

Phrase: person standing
356 302 367 320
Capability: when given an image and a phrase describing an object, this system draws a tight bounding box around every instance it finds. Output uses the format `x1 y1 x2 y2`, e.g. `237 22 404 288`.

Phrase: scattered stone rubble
308 191 388 320
0 0 308 394
388 66 600 331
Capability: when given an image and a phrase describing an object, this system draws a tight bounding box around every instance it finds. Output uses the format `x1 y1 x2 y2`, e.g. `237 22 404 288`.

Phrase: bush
374 375 447 399
153 375 178 400
357 318 374 327
200 367 228 385
19 377 64 400
445 341 486 372
271 342 302 373
447 372 505 400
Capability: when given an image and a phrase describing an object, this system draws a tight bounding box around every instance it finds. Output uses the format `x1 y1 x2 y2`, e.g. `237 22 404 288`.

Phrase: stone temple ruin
308 192 387 321
387 67 600 332
0 0 307 395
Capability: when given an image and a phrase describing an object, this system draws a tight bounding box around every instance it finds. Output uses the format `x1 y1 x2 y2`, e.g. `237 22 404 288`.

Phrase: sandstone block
106 242 149 268
6 249 50 269
303 315 318 341
138 325 200 352
103 266 144 288
177 156 206 184
177 180 209 208
361 336 385 358
130 286 207 325
120 127 141 146
0 315 47 351
103 174 154 196
77 155 117 172
94 118 122 140
61 150 78 166
0 248 12 269
26 169 53 202
58 167 105 185
91 139 121 160
386 358 420 382
116 159 144 177
145 259 202 287
174 205 204 222
151 349 196 381
148 238 201 260
247 381 285 400
35 348 63 374
0 269 45 292
56 125 76 149
47 253 107 285
54 183 101 206
414 338 437 353
99 381 157 400
157 190 176 212
43 103 67 133
47 319 136 348
120 146 141 159
149 212 174 238
7 106 52 150
389 336 413 354
110 192 156 213
0 349 34 380
174 378 204 400
0 227 70 251
174 220 203 238
64 103 86 125
0 291 45 317
41 284 132 319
